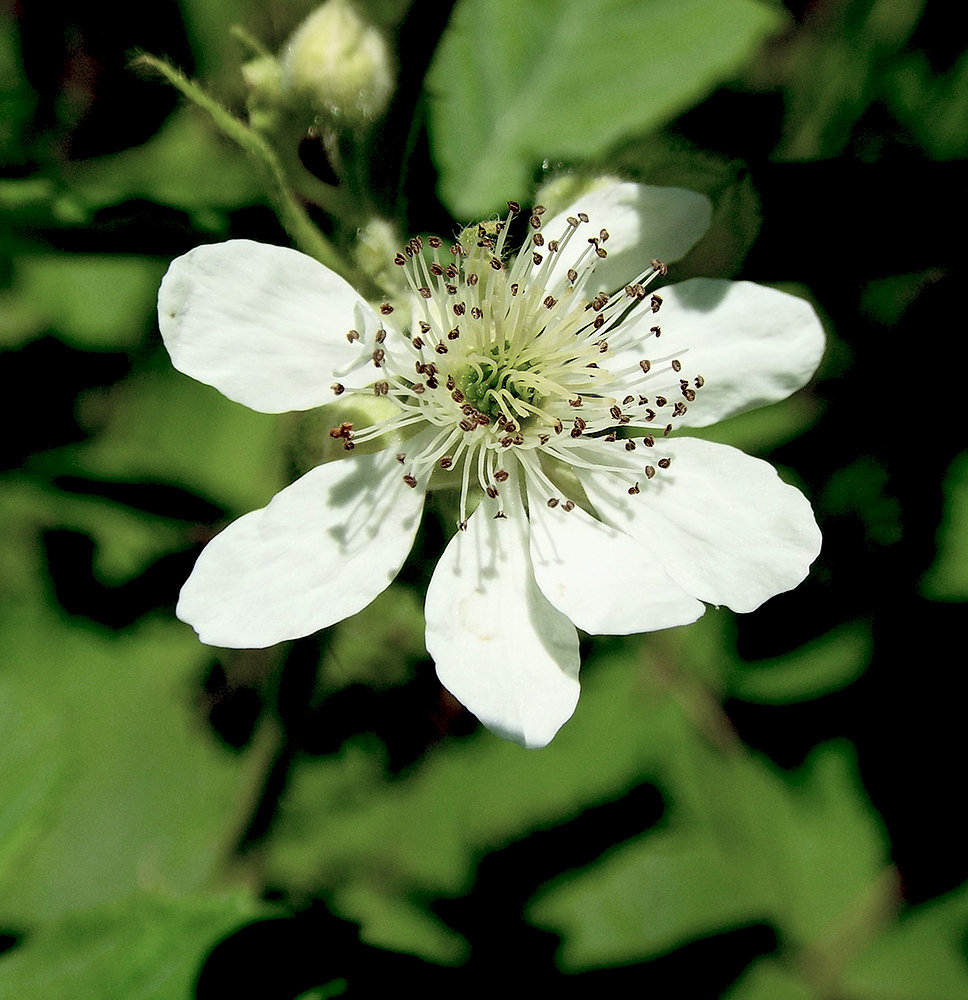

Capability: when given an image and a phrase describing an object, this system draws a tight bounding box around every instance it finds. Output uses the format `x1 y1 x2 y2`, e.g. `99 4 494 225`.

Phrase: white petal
425 476 580 749
158 240 381 413
540 182 712 296
575 437 822 613
612 278 825 427
528 493 704 635
177 447 426 647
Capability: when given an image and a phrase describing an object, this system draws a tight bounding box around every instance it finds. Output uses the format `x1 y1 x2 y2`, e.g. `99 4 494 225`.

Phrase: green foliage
427 0 784 217
4 0 968 995
0 893 262 1000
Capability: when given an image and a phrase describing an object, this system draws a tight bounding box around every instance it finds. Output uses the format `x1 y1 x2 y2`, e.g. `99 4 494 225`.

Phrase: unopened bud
282 0 394 123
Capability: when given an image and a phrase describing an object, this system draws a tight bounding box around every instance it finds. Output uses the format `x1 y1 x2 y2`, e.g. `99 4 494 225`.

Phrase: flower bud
282 0 394 124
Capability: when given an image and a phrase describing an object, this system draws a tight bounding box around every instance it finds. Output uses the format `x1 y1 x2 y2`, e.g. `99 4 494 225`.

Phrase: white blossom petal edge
158 182 824 747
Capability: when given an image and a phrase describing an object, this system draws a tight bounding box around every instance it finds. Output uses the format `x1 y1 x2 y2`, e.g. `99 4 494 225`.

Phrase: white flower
158 182 823 748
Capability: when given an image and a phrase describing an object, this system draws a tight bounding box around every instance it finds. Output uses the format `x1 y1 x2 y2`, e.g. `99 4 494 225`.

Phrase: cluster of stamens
328 201 705 528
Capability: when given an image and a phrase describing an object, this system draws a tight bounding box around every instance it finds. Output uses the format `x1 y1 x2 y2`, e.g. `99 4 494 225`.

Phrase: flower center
328 201 704 527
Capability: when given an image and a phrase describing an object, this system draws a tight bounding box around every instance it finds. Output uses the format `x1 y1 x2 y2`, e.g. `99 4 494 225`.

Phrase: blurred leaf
68 107 261 226
0 7 36 167
0 255 165 350
325 584 425 691
0 678 67 886
529 738 889 970
265 646 696 962
728 621 872 704
843 882 968 999
821 456 903 548
0 479 259 923
886 50 968 159
0 892 262 1000
0 609 255 924
427 0 784 217
34 359 286 516
724 958 815 1000
921 451 968 601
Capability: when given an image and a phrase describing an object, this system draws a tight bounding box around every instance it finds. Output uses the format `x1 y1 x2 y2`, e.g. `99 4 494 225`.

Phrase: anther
507 200 521 213
650 258 668 275
494 469 509 482
658 458 672 469
331 383 345 395
562 500 575 511
372 348 385 367
639 359 651 373
347 330 360 342
547 497 559 508
448 327 460 340
439 456 454 469
671 359 681 372
403 475 417 488
650 295 663 313
435 344 448 354
628 483 640 495
644 466 656 479
380 303 393 315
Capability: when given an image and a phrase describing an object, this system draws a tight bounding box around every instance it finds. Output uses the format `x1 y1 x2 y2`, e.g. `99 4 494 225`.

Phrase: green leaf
0 678 67 886
0 477 260 924
921 451 968 601
0 892 262 1000
724 958 815 1000
0 255 166 350
728 621 872 704
843 882 968 1000
528 738 889 970
427 0 784 217
67 107 261 225
263 645 705 963
34 359 286 516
